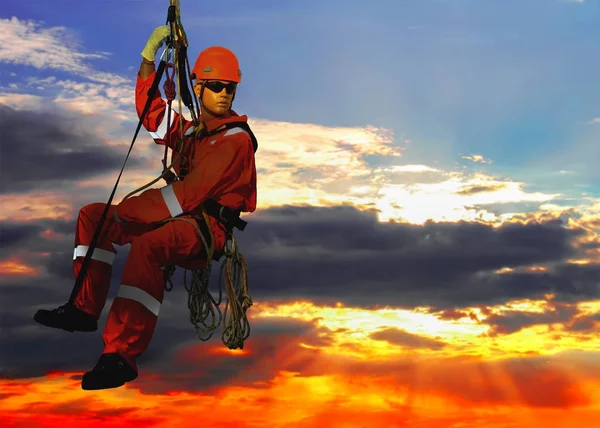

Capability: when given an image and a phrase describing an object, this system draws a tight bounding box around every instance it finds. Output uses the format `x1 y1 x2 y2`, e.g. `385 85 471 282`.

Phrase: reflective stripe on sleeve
160 183 184 217
116 284 161 316
73 245 116 265
149 105 176 140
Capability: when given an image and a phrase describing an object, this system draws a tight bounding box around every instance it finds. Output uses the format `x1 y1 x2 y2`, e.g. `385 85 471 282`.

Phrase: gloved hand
141 25 171 62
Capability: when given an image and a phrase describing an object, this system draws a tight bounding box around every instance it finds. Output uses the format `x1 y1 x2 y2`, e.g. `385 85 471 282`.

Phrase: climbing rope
121 48 186 201
119 0 253 350
160 217 253 350
219 233 253 349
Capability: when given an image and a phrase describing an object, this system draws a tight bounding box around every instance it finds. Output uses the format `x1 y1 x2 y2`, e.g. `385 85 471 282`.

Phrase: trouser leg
72 202 153 318
72 203 119 318
101 217 207 371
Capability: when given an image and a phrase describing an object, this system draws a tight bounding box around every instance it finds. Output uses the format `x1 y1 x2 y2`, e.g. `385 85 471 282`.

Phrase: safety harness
68 0 255 350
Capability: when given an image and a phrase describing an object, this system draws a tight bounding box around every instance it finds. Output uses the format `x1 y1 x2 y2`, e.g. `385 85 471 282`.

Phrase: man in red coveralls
34 25 258 390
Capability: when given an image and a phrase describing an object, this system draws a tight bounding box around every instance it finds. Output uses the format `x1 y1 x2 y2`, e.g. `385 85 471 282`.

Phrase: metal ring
219 206 227 222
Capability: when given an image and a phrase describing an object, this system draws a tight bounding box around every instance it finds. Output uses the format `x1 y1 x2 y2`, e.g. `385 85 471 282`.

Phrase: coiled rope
158 217 252 349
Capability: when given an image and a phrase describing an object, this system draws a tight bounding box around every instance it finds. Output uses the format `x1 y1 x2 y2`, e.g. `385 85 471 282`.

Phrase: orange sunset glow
2 299 600 427
0 257 39 276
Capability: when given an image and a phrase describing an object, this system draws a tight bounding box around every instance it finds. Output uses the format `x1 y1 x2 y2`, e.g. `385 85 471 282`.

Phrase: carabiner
224 233 237 257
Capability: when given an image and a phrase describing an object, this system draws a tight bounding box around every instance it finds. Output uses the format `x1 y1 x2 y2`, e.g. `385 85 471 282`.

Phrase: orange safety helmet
191 46 242 84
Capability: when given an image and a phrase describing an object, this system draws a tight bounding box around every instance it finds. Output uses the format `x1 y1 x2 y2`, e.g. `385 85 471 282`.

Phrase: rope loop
163 62 177 101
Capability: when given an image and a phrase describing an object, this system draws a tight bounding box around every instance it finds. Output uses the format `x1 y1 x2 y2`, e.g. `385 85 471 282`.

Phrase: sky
1 0 599 427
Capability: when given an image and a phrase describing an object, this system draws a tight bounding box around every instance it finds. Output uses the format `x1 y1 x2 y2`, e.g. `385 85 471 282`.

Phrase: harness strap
190 210 225 262
179 122 256 235
193 121 259 153
215 121 259 153
204 199 247 232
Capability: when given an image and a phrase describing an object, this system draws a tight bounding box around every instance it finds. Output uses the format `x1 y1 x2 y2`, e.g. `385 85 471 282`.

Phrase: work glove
141 25 171 62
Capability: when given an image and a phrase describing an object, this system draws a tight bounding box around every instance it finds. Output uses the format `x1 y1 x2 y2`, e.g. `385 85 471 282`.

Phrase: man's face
194 80 237 116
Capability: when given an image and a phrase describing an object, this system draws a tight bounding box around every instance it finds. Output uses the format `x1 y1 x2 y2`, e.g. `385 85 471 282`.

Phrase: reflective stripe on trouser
101 216 211 372
72 203 154 318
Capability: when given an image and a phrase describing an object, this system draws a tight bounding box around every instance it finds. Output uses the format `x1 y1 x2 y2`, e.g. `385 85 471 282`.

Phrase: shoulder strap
207 121 258 153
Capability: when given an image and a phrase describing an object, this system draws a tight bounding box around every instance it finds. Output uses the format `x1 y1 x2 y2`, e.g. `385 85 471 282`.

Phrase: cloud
0 17 127 85
0 93 45 110
0 258 39 276
455 183 508 195
238 205 599 307
250 117 558 224
1 16 577 230
462 154 492 164
0 105 146 195
1 86 566 228
0 17 140 146
370 328 447 350
483 299 580 336
0 193 77 222
2 204 598 319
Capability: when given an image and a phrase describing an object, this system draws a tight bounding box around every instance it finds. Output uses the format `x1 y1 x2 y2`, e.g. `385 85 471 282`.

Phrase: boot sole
81 378 126 390
34 314 97 332
81 370 137 390
81 377 134 390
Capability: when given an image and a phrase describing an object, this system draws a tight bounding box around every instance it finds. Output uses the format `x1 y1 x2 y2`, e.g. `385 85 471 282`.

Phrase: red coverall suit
71 70 257 373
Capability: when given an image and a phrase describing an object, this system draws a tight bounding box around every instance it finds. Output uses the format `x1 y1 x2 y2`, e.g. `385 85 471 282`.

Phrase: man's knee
128 226 180 266
129 234 158 258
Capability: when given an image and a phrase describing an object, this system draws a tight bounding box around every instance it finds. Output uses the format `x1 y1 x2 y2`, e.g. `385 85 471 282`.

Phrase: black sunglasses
204 81 237 95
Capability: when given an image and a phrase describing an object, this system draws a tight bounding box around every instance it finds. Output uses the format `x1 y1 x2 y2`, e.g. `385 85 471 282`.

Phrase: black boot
81 353 138 390
34 302 98 332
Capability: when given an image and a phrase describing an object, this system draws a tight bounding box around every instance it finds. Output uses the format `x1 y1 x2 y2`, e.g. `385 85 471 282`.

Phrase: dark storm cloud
233 206 597 308
0 222 43 247
2 205 598 310
436 308 480 321
0 104 142 194
483 302 580 336
0 219 74 258
2 204 598 311
1 205 598 382
564 312 600 333
432 303 600 336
